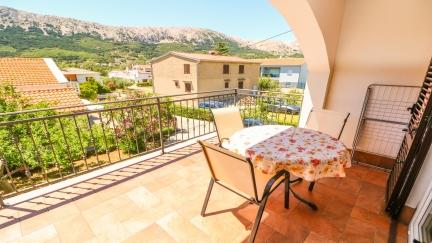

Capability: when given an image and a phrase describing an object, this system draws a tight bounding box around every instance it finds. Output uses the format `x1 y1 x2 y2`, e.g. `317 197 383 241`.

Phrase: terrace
0 88 410 242
0 141 407 243
0 0 431 242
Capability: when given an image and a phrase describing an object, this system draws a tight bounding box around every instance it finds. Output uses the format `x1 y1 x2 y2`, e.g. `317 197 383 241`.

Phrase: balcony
0 89 409 242
0 139 407 242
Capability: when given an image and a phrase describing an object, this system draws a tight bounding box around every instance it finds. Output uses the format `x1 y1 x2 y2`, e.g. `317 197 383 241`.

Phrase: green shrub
172 105 213 121
136 80 152 87
79 78 111 100
102 77 134 91
258 77 280 91
0 86 176 180
79 82 98 100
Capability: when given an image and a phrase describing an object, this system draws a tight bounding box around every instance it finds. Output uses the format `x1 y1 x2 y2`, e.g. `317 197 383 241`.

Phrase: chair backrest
198 140 258 200
305 108 350 139
211 106 244 142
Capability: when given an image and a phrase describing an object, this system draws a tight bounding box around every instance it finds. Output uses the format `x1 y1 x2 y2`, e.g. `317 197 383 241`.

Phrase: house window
184 82 192 92
239 65 245 74
224 79 230 89
173 80 180 88
223 64 230 74
184 64 190 74
262 67 281 78
238 79 244 89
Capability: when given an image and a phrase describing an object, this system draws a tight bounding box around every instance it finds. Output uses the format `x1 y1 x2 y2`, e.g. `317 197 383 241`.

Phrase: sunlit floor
0 139 407 243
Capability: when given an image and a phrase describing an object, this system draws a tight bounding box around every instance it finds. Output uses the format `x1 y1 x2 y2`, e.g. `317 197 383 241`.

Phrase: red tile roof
0 58 60 86
151 52 262 64
16 85 84 112
0 58 84 112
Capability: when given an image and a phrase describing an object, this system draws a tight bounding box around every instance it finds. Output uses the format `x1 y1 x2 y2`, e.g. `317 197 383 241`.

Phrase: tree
214 42 229 55
258 77 280 91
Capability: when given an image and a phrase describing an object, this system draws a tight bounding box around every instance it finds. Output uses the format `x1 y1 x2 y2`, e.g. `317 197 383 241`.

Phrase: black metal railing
0 89 303 202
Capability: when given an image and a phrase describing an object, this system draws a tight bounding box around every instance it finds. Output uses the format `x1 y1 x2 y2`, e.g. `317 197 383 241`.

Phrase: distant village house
62 68 101 83
150 52 260 96
252 58 308 89
108 65 152 82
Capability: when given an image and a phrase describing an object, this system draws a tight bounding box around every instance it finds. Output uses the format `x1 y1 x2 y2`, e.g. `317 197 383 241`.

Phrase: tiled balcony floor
0 140 408 243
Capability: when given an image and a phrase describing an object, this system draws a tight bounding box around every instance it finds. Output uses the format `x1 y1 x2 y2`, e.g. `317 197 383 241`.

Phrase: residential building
62 68 101 83
252 58 307 89
0 58 83 109
108 64 152 82
150 52 260 96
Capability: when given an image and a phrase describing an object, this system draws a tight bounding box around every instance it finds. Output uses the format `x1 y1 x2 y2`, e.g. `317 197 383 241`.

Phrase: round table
222 125 351 181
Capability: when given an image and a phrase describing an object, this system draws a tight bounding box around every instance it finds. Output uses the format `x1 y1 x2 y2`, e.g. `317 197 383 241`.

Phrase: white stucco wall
406 147 432 208
76 74 101 83
272 0 432 209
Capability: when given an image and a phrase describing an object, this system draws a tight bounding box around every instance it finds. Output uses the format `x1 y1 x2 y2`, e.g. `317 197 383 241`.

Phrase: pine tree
214 42 229 55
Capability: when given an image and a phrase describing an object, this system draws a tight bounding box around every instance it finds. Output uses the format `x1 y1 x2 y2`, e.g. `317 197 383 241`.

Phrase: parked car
198 100 225 109
243 118 264 127
267 100 301 114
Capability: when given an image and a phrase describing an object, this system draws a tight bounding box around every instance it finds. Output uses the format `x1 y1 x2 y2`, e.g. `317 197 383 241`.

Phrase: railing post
0 192 4 208
155 97 165 154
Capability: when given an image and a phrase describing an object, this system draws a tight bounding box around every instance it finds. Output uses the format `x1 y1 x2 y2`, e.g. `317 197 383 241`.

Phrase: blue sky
1 0 295 42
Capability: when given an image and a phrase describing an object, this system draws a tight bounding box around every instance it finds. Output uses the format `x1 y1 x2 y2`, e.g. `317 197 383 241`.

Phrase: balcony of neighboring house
0 0 432 243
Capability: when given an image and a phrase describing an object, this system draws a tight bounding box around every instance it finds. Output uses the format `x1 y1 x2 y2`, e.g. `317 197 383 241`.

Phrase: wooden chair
211 106 244 145
198 140 289 243
304 108 350 191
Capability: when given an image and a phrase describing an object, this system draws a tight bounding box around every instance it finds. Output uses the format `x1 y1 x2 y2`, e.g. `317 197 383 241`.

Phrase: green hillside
0 26 278 75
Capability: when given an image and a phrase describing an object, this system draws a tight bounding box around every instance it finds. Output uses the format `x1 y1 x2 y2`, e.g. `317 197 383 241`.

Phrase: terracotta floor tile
144 173 183 192
350 206 391 230
73 193 104 211
282 202 342 240
47 203 81 223
0 208 21 225
336 177 363 196
156 212 212 242
321 198 353 231
355 182 386 214
190 211 250 242
263 209 310 240
122 224 175 243
94 222 132 243
16 224 58 243
0 223 22 243
19 210 54 236
361 168 389 187
126 186 161 209
345 165 370 179
374 228 407 243
266 230 299 243
249 223 274 243
81 195 132 222
233 203 260 224
304 231 337 243
54 214 94 243
340 218 376 243
316 177 341 189
121 210 155 235
0 143 407 243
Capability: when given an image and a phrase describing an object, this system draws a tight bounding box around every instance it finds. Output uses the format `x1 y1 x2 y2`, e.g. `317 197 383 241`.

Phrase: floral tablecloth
222 125 351 181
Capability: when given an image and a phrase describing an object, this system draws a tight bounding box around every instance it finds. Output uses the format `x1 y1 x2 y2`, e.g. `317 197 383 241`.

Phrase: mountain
0 6 301 74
